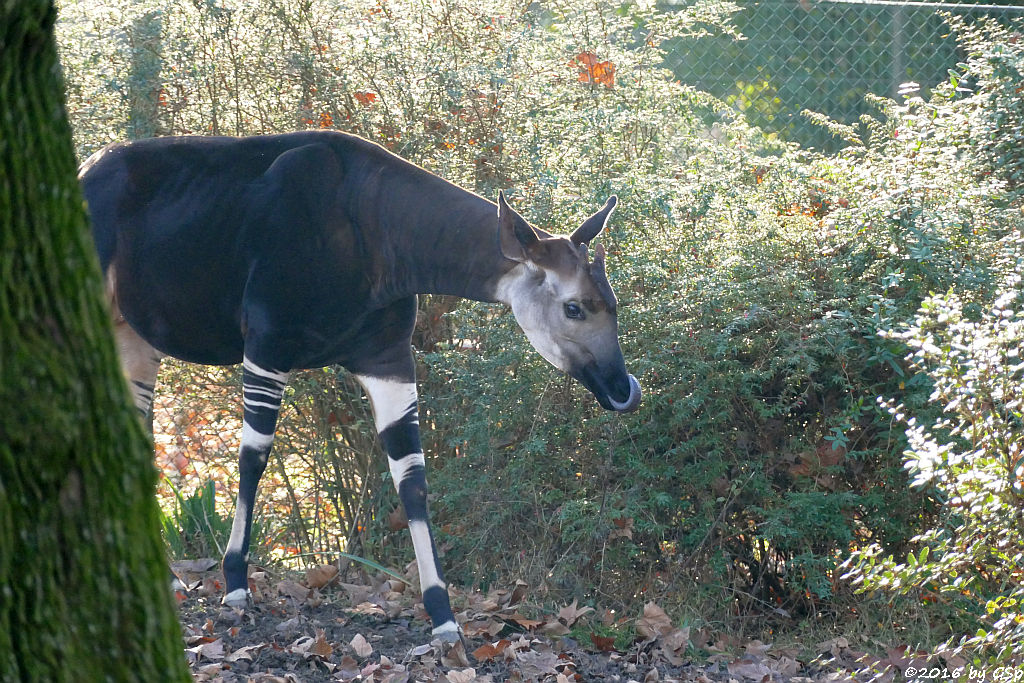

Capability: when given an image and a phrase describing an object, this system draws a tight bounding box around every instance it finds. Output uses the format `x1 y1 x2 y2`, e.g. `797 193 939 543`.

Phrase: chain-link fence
663 0 1024 151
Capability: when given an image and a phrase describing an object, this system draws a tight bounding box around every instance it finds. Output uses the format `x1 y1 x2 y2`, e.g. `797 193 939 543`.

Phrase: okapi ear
498 190 540 263
570 195 618 246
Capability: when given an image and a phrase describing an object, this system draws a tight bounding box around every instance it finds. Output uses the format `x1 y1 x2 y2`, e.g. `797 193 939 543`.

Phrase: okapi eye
564 302 585 320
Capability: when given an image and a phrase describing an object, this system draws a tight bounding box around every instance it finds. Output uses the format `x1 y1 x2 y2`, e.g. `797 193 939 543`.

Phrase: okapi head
496 192 642 413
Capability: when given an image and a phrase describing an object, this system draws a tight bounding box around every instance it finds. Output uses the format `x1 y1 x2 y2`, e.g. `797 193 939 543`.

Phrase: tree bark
0 3 189 681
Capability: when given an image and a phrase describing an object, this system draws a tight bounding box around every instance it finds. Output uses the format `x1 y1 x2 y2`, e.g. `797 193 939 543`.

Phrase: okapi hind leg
355 372 460 641
221 356 290 607
112 318 164 425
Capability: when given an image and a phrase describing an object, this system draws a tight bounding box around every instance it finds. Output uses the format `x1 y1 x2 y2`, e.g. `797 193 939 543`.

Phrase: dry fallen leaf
352 601 386 617
508 580 528 606
663 626 690 653
277 579 310 602
472 639 512 662
463 617 504 638
774 655 802 677
557 599 594 627
507 612 542 630
336 654 361 681
635 602 673 640
442 640 470 668
515 649 560 680
589 633 617 652
171 558 218 574
570 51 616 88
609 516 634 540
540 620 571 637
727 656 773 681
350 632 373 657
305 563 339 589
311 630 333 659
186 638 225 662
446 669 477 683
408 643 434 657
224 644 264 663
195 662 225 680
289 631 333 660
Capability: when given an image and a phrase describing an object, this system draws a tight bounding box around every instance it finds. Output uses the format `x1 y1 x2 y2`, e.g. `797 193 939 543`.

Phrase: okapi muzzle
575 349 642 413
495 192 642 413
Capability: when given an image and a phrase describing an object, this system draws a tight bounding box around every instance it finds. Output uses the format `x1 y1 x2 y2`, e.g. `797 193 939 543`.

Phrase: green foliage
663 0 967 152
950 16 1024 196
160 479 232 560
835 20 1024 663
843 278 1024 663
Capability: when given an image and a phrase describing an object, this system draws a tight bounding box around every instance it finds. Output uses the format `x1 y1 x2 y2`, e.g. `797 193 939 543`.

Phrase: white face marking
408 520 446 592
355 375 418 432
495 265 564 369
495 263 605 374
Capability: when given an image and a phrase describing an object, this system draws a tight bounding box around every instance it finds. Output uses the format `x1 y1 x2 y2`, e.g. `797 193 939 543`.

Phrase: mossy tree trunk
0 3 189 681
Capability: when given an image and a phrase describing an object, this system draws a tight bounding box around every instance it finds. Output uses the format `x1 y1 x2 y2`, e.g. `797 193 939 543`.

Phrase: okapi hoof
431 622 462 643
222 588 251 609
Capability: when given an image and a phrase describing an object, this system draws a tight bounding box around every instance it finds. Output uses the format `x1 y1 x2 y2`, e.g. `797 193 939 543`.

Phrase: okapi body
79 130 641 639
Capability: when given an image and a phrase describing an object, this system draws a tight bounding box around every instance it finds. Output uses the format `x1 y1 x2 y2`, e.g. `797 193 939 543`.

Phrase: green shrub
843 276 1024 663
161 479 232 560
837 20 1024 664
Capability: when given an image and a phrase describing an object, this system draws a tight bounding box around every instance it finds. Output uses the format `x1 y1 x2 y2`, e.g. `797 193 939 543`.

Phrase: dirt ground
174 559 886 682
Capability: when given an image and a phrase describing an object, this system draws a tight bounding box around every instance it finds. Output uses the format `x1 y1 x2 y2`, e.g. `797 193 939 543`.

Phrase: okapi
79 130 641 640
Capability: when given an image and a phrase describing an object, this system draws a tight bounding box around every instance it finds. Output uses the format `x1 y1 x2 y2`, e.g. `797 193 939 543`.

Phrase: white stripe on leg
355 375 418 432
242 356 289 384
408 520 445 593
388 452 425 492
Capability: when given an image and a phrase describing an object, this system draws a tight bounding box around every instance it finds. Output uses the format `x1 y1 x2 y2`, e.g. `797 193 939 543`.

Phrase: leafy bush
844 276 1024 663
836 19 1024 664
952 16 1024 196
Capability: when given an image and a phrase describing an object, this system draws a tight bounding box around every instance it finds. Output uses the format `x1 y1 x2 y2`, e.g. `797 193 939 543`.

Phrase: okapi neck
354 182 513 304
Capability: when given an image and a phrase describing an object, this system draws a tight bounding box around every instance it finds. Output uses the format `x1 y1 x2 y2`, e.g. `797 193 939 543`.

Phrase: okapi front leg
356 374 460 640
222 356 290 607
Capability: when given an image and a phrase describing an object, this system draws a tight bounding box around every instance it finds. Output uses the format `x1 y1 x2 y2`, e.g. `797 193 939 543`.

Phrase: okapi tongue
609 374 641 413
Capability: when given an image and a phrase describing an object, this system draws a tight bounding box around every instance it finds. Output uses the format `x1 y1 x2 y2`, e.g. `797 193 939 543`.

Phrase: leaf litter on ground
175 558 905 682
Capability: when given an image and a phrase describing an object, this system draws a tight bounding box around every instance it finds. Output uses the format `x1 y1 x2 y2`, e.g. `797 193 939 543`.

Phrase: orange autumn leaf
507 612 542 630
354 91 378 106
589 632 617 652
472 639 512 662
571 51 615 88
318 111 333 128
